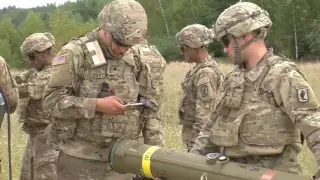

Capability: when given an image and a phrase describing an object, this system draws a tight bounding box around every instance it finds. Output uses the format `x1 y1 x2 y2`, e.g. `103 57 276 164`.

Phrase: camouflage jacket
42 30 166 161
0 56 18 114
178 56 223 145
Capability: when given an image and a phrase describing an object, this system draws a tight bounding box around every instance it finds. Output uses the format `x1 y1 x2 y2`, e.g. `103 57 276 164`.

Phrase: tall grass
1 61 319 179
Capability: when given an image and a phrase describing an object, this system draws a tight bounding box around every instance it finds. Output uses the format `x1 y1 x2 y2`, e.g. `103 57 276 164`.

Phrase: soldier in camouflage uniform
0 57 18 114
190 2 320 178
16 32 58 180
132 38 166 105
0 56 19 173
132 38 167 145
42 0 165 179
176 24 224 152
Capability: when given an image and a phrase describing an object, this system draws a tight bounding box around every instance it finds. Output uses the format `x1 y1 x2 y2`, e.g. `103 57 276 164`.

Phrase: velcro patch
52 56 66 66
296 86 309 103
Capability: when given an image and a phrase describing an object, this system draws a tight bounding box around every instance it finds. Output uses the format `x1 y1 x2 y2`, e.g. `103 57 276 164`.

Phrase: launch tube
108 138 312 180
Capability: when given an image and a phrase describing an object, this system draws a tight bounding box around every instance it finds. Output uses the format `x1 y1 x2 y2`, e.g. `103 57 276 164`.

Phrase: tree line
0 0 319 68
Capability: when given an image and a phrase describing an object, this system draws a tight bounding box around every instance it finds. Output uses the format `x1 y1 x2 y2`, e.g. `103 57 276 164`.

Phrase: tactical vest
64 36 143 147
132 43 166 103
179 59 223 123
209 56 302 157
20 67 51 133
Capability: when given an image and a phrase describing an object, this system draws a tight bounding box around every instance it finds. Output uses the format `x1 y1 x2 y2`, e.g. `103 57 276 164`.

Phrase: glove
313 167 320 180
135 175 163 180
187 142 194 153
135 175 153 180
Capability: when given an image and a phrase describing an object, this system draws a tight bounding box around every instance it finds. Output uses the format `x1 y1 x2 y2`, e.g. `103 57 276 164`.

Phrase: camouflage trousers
230 145 303 175
19 132 59 180
57 151 135 180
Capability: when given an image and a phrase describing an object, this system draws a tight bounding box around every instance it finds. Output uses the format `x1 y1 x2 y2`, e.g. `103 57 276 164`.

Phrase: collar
245 48 275 82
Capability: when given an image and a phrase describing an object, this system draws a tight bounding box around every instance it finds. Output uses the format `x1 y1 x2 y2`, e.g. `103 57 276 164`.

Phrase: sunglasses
221 35 232 47
179 44 188 51
27 53 36 61
111 34 132 48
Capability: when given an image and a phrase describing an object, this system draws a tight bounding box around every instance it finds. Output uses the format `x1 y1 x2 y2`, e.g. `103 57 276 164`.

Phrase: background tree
0 0 319 67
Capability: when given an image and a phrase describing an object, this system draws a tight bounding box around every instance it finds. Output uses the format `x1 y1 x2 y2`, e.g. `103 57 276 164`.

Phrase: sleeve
42 43 97 120
273 66 320 166
14 69 36 98
189 134 217 155
190 105 220 155
28 68 51 100
14 68 35 84
0 57 19 113
136 49 166 146
190 68 218 142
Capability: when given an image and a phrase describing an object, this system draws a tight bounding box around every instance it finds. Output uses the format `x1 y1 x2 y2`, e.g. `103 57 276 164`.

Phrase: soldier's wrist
95 98 103 112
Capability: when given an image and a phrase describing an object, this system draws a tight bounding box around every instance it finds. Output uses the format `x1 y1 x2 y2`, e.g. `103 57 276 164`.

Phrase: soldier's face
180 45 197 62
102 31 132 56
27 52 45 71
222 35 236 63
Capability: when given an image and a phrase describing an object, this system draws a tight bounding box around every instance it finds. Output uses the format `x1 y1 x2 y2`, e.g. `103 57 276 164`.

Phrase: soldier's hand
313 167 320 180
187 142 194 153
96 96 126 115
134 175 163 180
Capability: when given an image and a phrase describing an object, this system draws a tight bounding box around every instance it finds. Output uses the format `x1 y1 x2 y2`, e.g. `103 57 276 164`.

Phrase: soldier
132 38 167 145
175 24 224 152
42 0 165 179
132 38 166 106
16 32 58 180
0 57 18 114
0 56 19 173
190 2 320 179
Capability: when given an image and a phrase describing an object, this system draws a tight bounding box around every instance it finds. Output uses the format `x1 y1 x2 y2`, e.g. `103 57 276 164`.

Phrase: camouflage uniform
42 1 165 179
191 2 320 177
0 56 19 114
132 39 167 144
14 68 37 123
176 24 224 151
17 32 58 180
0 56 19 173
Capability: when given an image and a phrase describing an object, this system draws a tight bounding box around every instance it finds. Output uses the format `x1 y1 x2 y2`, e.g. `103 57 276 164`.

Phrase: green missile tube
108 138 312 180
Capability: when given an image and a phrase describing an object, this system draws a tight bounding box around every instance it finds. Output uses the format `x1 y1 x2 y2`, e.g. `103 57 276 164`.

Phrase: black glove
135 175 164 180
187 142 194 153
134 176 154 180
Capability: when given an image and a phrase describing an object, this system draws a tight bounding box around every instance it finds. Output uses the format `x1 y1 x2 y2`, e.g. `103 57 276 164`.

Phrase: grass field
0 61 319 179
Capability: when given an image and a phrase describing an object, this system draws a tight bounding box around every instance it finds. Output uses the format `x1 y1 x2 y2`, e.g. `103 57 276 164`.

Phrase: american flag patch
52 56 66 65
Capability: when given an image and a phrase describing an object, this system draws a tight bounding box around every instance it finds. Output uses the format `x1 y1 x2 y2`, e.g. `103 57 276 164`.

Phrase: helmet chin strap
98 35 125 60
105 45 125 60
231 28 268 67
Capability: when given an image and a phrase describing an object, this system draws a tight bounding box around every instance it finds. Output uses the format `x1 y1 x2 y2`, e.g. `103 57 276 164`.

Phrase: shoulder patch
199 84 209 97
296 86 309 103
52 56 66 66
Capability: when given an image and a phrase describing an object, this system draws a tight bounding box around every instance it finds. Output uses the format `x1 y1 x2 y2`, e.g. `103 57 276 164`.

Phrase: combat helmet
98 0 148 46
176 24 214 49
213 2 272 65
20 32 55 56
213 2 272 40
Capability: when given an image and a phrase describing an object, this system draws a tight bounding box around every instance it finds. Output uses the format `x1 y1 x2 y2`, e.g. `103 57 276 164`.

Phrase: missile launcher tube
108 138 312 180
